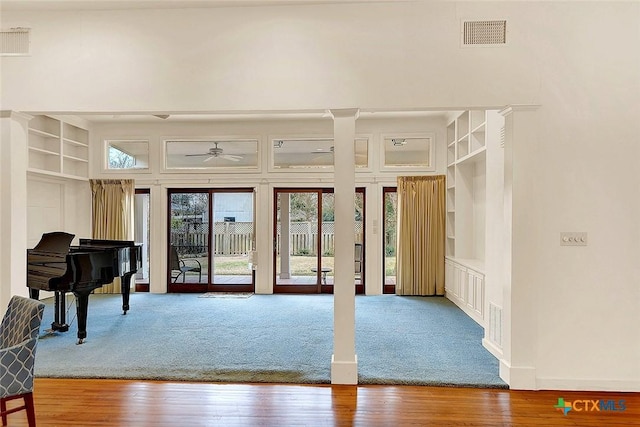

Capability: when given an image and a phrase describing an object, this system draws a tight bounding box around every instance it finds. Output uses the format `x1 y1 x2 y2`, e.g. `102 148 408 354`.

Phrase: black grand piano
27 232 142 344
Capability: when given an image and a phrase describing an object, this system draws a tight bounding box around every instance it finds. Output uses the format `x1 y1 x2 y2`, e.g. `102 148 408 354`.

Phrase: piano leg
74 291 90 344
30 289 70 333
51 291 70 333
121 273 133 315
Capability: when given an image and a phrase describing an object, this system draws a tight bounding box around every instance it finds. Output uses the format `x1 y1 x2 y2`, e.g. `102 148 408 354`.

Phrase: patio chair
170 245 202 283
0 295 45 427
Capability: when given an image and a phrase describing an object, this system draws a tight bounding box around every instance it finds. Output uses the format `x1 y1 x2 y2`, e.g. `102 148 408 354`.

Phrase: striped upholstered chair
0 295 45 427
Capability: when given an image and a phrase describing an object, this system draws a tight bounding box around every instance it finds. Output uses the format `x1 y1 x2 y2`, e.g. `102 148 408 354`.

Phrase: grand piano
27 232 142 344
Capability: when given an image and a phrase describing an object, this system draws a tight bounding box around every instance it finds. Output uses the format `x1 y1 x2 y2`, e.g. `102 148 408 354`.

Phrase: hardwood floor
3 379 639 426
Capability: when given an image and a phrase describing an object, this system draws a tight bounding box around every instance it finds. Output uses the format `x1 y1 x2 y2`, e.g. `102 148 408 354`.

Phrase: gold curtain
89 179 135 294
396 175 446 296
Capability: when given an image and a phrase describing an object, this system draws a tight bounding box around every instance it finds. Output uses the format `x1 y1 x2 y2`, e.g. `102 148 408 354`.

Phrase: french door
167 188 255 293
273 188 365 294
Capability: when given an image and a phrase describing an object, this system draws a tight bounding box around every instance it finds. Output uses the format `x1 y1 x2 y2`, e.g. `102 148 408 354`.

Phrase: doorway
273 188 364 294
167 188 255 293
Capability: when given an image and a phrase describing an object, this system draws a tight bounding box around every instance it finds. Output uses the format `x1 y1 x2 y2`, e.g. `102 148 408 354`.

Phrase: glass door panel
383 188 397 293
355 190 364 293
274 188 365 294
168 189 255 293
320 192 334 290
211 191 254 289
169 191 209 291
134 189 150 291
275 190 321 292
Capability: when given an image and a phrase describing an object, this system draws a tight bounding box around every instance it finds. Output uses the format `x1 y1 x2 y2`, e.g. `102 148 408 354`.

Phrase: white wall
0 2 540 111
1 1 639 391
507 4 639 391
26 178 91 247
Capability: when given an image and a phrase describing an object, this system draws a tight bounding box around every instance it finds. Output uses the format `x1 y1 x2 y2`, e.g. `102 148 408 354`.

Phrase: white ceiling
0 0 403 11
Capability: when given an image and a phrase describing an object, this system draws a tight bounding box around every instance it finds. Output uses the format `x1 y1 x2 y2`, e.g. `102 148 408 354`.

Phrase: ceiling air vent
1 27 31 56
462 20 507 46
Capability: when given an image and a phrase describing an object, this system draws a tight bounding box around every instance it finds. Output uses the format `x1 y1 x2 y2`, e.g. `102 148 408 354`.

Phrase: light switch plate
560 232 587 246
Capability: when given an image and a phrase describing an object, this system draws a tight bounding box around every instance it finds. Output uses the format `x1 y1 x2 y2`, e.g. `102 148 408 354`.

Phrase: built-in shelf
447 143 456 166
28 115 89 180
444 109 500 326
29 146 59 156
27 168 89 181
63 138 88 147
445 110 492 259
457 146 486 165
29 128 59 139
447 121 456 145
445 109 505 333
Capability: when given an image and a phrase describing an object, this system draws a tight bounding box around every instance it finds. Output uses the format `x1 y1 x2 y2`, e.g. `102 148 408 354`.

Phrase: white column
255 181 272 294
279 193 291 279
149 183 167 293
0 111 31 311
500 105 540 389
330 108 359 384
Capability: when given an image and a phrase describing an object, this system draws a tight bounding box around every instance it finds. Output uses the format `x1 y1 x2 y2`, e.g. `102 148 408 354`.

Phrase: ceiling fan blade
185 153 210 157
219 154 241 162
203 156 216 162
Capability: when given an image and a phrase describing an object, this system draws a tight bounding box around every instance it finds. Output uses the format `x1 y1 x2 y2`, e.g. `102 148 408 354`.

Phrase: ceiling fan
184 142 243 162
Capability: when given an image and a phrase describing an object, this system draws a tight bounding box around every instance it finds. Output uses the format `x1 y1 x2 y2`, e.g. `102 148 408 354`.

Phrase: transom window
165 139 259 170
106 140 150 170
271 137 369 170
381 134 434 170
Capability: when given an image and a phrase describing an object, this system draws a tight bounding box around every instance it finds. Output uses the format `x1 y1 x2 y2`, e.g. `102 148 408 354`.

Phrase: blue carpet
34 293 507 388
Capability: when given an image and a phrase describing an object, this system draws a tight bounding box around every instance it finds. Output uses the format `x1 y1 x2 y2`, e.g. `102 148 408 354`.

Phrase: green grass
184 255 397 276
276 256 335 275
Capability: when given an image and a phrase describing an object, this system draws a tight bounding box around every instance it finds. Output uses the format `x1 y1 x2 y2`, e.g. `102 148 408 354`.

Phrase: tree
288 193 318 222
108 146 136 169
384 192 397 256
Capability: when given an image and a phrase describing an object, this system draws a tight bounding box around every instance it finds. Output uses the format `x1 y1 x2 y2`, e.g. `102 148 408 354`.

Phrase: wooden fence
171 221 363 256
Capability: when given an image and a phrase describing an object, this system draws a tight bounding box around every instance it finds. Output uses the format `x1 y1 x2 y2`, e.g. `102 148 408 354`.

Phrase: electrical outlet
560 232 587 246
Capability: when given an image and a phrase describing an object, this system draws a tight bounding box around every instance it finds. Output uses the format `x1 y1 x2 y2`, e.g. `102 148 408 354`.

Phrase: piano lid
32 232 75 253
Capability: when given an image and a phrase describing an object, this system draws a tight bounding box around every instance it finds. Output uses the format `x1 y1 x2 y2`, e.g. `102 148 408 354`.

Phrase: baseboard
535 377 640 392
500 360 536 390
331 355 358 385
482 338 503 359
498 365 640 392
